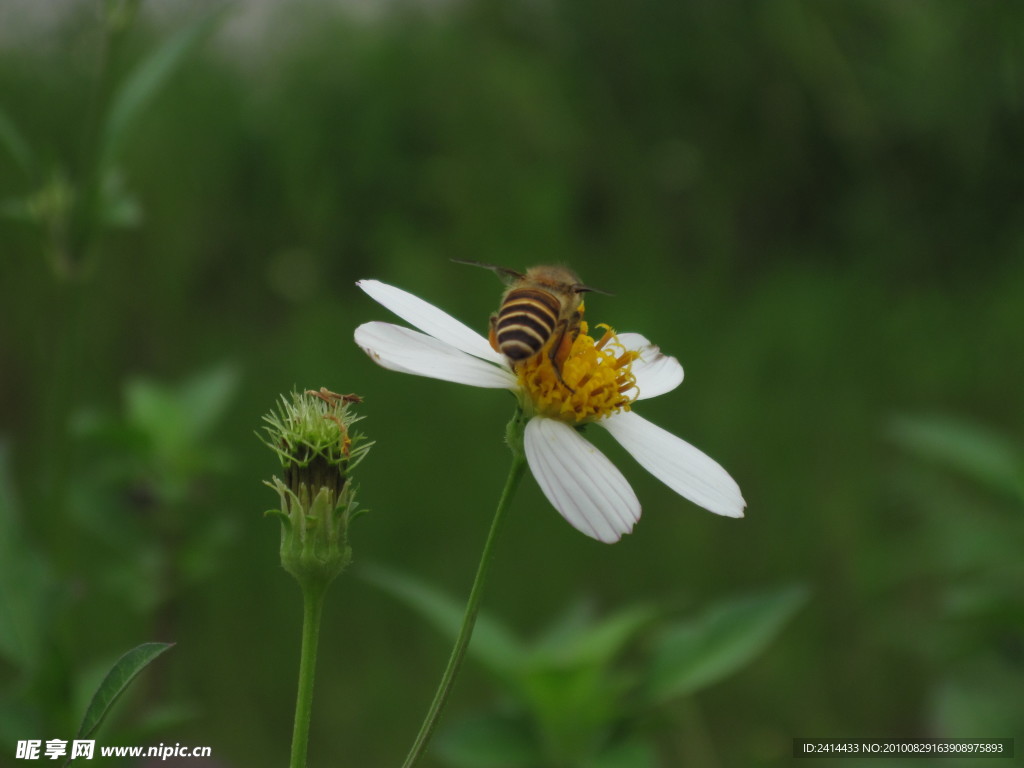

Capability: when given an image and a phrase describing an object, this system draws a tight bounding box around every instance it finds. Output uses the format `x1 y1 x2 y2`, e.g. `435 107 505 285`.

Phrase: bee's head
452 259 611 296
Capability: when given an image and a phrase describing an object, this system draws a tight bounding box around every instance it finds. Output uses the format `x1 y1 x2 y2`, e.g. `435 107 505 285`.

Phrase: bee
453 259 608 387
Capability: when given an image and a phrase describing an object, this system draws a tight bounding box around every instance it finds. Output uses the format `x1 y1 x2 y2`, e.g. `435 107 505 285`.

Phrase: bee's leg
488 314 501 354
549 318 576 392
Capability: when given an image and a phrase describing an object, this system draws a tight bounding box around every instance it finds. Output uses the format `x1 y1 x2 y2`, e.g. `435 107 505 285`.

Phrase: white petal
357 280 507 366
613 333 683 400
631 348 684 400
601 411 745 518
524 417 641 543
355 322 517 389
616 332 653 352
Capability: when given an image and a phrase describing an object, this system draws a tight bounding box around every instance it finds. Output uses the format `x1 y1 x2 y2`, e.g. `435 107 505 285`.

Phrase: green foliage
888 414 1024 741
367 565 805 767
362 564 526 679
116 364 238 490
0 363 237 743
888 415 1024 502
0 1 226 276
0 0 1022 765
645 585 809 704
73 365 240 606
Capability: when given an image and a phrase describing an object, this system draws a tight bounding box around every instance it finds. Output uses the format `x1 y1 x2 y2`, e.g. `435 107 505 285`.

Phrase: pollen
516 321 640 423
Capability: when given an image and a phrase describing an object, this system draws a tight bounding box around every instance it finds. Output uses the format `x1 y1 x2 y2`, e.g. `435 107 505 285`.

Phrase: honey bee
453 259 608 386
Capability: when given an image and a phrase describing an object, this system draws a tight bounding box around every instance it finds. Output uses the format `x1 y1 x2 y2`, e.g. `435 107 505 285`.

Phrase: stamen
515 320 638 424
614 351 637 369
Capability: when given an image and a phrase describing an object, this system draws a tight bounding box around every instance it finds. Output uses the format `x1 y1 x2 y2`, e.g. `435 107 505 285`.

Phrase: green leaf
435 713 541 768
360 564 525 676
125 379 186 467
889 415 1024 501
517 662 616 761
99 7 228 172
531 602 657 669
74 642 174 742
645 584 808 704
174 363 240 440
0 106 34 175
529 600 594 651
125 363 239 463
513 604 657 760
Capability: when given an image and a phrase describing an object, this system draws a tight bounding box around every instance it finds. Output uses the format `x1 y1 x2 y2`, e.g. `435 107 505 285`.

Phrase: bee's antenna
574 282 614 297
451 258 525 283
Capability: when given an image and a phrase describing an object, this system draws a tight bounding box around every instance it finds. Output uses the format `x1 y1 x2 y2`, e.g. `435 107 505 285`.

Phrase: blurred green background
1 0 1022 766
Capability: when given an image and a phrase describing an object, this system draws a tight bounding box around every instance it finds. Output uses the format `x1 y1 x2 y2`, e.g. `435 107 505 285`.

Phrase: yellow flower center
515 321 640 423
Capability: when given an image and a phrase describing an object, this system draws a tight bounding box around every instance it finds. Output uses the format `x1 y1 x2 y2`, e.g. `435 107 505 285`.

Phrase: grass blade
100 7 227 172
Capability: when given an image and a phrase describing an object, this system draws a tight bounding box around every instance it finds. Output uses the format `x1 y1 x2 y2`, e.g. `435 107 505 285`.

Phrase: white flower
353 279 745 543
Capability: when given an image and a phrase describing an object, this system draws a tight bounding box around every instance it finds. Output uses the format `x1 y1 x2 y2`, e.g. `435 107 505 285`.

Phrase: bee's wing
451 258 525 284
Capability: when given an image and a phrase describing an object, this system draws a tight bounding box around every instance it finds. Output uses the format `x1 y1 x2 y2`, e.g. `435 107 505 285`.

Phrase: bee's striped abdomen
495 288 560 362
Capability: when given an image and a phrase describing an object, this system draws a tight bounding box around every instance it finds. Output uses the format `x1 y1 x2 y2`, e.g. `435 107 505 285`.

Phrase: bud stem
400 410 528 768
289 579 328 768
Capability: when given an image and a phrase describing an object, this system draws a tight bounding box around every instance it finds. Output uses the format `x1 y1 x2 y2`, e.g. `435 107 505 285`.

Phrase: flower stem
401 429 528 768
290 580 328 768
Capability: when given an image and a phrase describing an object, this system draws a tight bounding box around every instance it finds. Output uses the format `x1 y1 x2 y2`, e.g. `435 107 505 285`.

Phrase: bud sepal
267 476 364 587
260 389 371 589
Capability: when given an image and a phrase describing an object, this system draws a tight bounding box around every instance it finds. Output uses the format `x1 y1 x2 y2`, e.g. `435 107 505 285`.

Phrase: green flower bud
260 389 371 589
